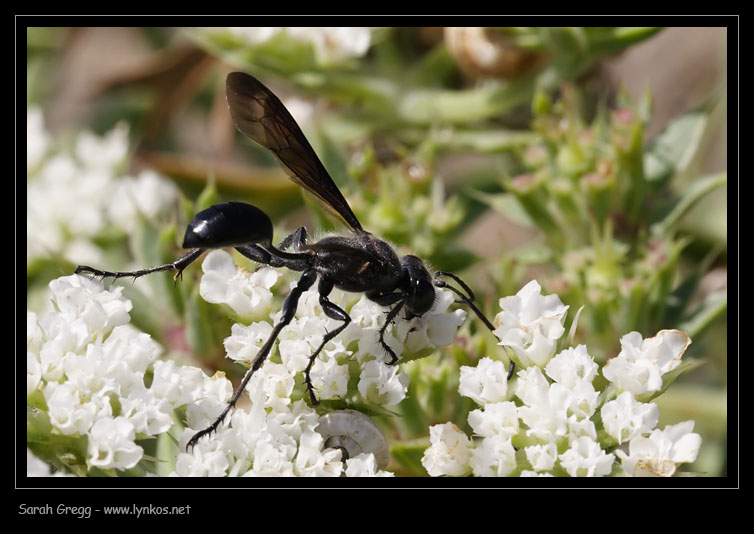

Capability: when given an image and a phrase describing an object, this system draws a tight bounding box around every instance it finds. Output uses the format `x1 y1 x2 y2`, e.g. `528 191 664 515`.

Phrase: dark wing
226 72 363 232
306 238 376 267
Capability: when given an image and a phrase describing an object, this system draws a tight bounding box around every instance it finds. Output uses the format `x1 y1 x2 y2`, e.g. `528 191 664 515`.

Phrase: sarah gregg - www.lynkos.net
19 503 191 518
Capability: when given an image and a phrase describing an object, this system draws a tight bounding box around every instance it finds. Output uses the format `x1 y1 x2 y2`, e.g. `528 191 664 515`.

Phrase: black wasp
76 72 503 451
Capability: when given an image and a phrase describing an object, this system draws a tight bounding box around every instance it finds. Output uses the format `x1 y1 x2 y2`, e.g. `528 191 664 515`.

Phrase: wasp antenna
435 271 476 302
434 278 495 332
435 278 516 379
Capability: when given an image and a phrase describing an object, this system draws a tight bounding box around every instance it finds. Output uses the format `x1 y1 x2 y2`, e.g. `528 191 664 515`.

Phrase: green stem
652 173 727 237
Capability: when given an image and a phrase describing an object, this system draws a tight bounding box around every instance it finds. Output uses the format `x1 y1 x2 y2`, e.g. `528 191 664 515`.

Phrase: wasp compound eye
401 255 435 316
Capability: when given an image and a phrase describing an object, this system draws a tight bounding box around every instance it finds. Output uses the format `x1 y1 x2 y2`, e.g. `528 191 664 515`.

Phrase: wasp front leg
366 290 407 365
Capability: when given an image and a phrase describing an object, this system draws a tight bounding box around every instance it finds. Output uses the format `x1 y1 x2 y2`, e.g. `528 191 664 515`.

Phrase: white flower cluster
28 246 467 476
168 250 469 476
173 370 393 477
26 108 179 266
603 329 690 396
26 274 232 473
199 250 281 320
28 274 401 477
201 250 466 408
493 280 569 367
210 27 372 64
422 280 701 477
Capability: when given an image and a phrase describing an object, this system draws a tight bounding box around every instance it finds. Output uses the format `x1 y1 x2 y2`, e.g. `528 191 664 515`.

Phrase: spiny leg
276 226 308 252
366 290 407 366
237 226 306 265
75 249 204 282
236 227 311 271
236 244 282 268
186 268 318 451
304 279 351 406
378 299 405 365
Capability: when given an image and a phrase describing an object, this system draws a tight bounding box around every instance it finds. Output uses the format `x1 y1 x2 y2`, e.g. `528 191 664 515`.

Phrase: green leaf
398 78 535 125
195 179 220 213
315 128 351 188
653 384 727 438
132 213 162 266
644 111 709 185
466 189 536 229
26 400 53 442
651 172 727 236
397 390 428 438
300 74 398 113
428 244 477 274
513 240 553 264
535 28 661 81
434 128 539 153
662 275 699 328
155 422 182 476
567 306 585 346
639 359 705 403
582 27 664 55
537 27 590 78
661 243 724 327
120 283 169 340
679 290 727 340
413 43 458 86
646 237 689 328
389 437 430 476
184 284 220 359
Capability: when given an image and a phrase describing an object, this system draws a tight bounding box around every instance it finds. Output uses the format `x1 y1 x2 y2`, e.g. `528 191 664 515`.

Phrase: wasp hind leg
75 249 204 283
186 268 318 451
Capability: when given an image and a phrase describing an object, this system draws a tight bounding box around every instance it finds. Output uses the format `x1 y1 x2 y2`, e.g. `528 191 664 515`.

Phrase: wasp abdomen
182 201 274 249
